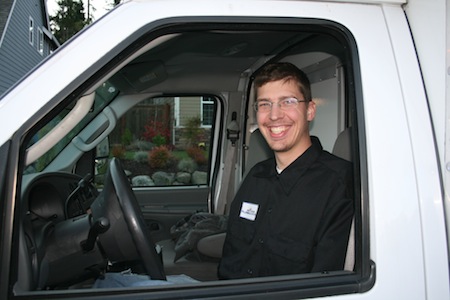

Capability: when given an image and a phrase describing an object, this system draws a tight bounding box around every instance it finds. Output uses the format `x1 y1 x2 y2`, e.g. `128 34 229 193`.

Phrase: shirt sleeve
311 174 354 273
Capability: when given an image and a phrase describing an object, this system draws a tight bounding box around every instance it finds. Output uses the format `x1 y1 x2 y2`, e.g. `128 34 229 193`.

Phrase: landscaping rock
132 175 154 186
192 171 207 185
176 172 191 184
152 171 175 186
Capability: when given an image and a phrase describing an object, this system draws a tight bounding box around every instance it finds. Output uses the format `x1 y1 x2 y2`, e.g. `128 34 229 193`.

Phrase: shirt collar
254 136 323 194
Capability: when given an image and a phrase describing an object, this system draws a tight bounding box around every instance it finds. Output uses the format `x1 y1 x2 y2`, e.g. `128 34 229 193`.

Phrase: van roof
298 0 405 4
130 0 407 5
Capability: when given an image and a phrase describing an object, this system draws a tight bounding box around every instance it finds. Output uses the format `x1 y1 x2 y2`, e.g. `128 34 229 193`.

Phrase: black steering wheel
90 157 166 280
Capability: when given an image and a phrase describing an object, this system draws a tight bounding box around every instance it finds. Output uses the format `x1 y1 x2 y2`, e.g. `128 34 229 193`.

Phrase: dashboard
22 172 98 224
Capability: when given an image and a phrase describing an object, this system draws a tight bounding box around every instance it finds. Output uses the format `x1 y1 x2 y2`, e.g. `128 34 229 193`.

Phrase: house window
37 28 44 55
29 17 34 46
201 97 214 127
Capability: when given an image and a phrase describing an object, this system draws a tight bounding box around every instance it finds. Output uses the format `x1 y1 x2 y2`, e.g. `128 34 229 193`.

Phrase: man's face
256 79 315 154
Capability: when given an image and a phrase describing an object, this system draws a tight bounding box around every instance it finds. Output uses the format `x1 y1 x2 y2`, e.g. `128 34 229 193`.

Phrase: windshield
24 81 119 174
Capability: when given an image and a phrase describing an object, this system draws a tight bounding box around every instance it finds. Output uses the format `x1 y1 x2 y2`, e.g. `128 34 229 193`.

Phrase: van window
101 96 215 187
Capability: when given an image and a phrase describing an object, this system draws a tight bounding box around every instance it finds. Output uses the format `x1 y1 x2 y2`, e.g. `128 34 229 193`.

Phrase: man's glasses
254 97 308 113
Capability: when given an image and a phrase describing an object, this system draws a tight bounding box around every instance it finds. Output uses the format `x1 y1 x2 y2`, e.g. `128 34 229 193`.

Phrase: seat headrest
243 129 273 178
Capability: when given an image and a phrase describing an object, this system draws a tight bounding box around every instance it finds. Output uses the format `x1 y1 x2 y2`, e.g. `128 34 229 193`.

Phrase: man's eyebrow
258 96 296 102
279 95 297 100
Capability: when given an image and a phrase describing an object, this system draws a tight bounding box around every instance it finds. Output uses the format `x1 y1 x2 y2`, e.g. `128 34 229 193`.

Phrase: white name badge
240 202 259 221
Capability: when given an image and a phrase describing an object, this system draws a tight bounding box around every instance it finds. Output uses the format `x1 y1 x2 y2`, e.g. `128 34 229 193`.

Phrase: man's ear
307 101 316 121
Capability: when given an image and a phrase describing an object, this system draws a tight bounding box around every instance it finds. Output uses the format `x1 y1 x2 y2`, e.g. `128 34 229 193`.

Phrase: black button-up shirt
218 137 354 279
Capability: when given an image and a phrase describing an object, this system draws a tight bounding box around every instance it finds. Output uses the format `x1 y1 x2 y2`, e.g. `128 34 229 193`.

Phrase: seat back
332 127 352 162
243 128 273 179
331 128 355 271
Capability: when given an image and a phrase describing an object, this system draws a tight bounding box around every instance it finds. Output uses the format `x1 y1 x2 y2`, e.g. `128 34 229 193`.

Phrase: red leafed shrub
142 120 170 144
148 145 172 169
186 146 207 165
111 144 125 159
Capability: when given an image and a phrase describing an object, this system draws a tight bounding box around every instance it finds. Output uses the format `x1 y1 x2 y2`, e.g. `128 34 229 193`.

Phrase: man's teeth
270 126 286 134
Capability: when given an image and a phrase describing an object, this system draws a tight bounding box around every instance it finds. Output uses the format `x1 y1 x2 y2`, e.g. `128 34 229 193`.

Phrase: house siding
175 97 212 149
179 97 202 126
0 0 57 97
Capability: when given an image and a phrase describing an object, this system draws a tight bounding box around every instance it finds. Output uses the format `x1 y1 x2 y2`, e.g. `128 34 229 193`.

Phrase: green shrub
183 116 202 147
152 134 167 147
177 158 198 173
121 128 133 146
136 140 153 151
134 151 149 163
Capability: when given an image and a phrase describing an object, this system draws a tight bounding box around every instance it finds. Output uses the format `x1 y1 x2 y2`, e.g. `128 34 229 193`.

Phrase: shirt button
258 238 264 244
268 208 272 213
247 269 253 275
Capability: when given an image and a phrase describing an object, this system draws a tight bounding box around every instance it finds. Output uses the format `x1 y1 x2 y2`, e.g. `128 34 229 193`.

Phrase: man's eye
282 98 298 106
258 102 271 108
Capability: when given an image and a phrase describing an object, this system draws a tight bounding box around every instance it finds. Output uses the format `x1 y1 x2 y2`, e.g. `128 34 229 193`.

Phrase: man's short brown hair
253 62 312 101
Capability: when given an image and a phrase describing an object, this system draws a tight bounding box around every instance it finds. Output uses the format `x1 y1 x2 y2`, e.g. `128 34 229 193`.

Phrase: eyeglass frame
253 97 309 112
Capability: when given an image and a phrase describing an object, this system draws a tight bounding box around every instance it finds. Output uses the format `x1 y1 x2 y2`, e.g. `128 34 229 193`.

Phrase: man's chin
269 144 289 153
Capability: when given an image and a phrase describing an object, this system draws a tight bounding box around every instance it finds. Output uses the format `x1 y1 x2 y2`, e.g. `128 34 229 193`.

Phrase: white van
0 0 448 299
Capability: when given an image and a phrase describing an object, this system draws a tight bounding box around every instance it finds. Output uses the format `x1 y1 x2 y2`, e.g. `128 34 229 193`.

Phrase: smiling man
218 62 354 279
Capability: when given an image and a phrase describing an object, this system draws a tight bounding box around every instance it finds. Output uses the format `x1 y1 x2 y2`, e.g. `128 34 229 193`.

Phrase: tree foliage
50 0 90 44
50 0 123 45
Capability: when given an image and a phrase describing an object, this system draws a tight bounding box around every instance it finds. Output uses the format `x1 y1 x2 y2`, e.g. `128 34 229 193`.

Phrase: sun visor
110 60 167 93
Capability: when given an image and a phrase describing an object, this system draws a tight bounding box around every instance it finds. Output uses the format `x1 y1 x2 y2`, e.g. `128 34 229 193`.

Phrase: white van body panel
382 4 449 300
355 5 431 298
0 0 448 299
404 0 449 201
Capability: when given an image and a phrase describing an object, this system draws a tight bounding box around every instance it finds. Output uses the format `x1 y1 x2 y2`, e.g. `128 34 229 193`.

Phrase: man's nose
269 103 284 120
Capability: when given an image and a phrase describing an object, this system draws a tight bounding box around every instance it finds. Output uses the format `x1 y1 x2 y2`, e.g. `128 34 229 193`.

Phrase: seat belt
214 112 240 215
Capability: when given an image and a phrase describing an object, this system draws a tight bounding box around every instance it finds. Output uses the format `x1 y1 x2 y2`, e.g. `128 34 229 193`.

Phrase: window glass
38 28 44 55
201 96 215 127
104 96 215 187
24 81 118 174
29 17 34 45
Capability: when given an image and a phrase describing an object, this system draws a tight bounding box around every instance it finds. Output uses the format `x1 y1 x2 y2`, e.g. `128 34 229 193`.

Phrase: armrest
196 232 226 258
